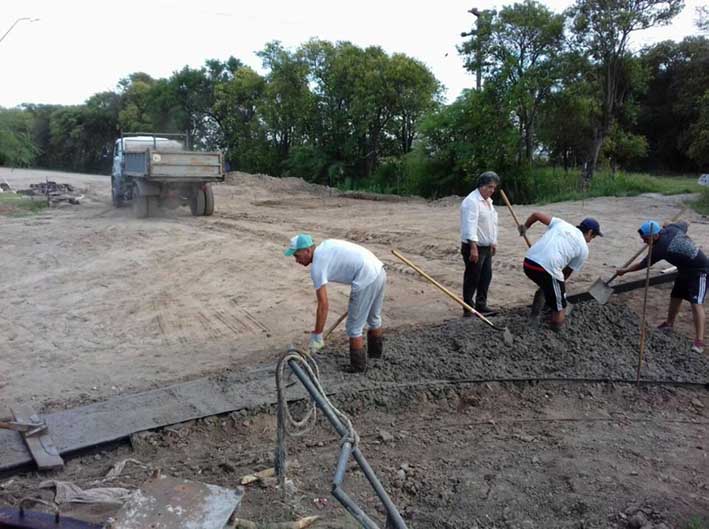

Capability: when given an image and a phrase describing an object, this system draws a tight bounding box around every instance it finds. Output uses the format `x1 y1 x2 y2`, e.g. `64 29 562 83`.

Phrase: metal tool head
588 277 614 305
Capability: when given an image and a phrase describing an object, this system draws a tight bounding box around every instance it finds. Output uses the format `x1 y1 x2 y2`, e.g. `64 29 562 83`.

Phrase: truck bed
123 150 224 182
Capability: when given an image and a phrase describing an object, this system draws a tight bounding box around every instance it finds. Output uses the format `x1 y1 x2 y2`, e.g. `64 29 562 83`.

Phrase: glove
518 224 527 237
309 333 324 353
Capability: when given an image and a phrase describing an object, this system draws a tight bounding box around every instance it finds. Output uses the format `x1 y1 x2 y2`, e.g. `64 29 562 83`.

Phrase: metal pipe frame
286 350 408 529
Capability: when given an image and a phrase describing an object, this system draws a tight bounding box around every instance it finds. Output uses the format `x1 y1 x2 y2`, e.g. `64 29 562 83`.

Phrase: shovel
392 249 514 345
588 205 686 305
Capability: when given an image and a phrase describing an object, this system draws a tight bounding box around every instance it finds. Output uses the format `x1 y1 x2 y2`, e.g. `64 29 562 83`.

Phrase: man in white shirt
285 234 386 372
520 213 602 329
460 171 500 316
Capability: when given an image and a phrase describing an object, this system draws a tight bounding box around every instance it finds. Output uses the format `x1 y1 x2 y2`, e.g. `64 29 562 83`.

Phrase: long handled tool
588 205 686 305
324 311 348 339
637 235 655 384
499 189 531 248
499 189 549 315
392 249 513 345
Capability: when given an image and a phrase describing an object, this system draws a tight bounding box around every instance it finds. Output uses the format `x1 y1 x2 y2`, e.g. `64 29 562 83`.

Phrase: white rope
276 348 359 445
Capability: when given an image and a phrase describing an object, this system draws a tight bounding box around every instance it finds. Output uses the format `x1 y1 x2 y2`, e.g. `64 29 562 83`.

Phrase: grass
691 187 709 215
0 192 48 216
517 168 701 205
686 516 709 529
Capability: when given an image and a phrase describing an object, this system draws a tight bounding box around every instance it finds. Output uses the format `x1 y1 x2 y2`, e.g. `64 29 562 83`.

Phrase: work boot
350 347 367 373
475 304 497 316
367 331 384 358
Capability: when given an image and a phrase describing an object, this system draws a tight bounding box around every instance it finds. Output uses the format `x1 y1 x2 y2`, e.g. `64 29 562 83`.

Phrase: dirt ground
1 168 706 405
1 168 708 528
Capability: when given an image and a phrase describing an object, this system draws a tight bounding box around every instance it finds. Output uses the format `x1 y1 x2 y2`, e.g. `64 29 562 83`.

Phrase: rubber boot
350 347 367 373
367 330 384 358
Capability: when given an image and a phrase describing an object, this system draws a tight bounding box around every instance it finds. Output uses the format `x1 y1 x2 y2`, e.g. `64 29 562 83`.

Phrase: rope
275 347 359 496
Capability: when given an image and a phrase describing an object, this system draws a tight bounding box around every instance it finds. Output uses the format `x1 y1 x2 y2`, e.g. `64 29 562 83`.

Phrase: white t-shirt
311 240 384 291
525 217 589 281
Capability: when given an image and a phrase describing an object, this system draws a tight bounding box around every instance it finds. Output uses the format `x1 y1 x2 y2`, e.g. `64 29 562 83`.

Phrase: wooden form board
0 370 289 472
568 272 677 303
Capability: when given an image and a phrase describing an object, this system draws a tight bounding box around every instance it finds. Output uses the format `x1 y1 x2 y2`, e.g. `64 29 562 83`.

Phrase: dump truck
111 132 225 218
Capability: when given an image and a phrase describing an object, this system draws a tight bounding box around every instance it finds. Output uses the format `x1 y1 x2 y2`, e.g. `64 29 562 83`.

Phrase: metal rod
287 351 409 529
332 488 380 529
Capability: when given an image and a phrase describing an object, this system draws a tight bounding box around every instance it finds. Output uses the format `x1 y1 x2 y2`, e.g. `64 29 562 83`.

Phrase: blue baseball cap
284 233 314 256
638 220 661 237
578 217 602 237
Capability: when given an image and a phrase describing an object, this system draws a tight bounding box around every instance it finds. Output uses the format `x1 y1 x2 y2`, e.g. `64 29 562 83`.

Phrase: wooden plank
0 372 284 472
11 404 64 471
568 272 677 304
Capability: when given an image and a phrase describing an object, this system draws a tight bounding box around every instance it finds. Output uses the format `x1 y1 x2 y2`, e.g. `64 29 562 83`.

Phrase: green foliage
513 167 699 204
687 90 709 167
567 0 685 179
0 108 38 167
685 515 709 529
636 37 709 172
692 187 709 215
0 193 48 215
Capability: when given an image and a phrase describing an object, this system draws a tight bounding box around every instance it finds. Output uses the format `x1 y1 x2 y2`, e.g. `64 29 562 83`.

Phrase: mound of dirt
224 171 335 196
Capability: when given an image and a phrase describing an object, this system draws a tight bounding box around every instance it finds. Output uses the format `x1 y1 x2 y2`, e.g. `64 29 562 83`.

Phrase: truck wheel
133 188 149 218
111 176 123 208
190 189 206 216
204 184 214 216
147 196 160 216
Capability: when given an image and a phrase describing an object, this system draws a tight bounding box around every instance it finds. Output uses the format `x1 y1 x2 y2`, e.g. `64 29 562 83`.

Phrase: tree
635 37 709 171
568 0 684 181
212 66 270 173
473 1 566 163
0 108 38 167
258 42 314 163
697 5 709 32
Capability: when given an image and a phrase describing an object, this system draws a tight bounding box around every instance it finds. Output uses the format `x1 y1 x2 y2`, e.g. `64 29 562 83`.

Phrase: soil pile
317 301 709 387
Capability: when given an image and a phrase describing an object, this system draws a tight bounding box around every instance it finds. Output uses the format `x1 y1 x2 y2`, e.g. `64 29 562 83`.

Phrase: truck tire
190 189 206 216
204 184 214 216
147 196 160 216
133 186 149 218
111 175 123 208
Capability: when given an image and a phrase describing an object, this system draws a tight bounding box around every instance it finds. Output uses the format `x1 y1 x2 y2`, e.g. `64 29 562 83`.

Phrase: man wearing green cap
285 234 386 372
617 220 708 354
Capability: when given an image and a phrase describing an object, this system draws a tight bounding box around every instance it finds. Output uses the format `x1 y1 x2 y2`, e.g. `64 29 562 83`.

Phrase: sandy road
0 168 705 406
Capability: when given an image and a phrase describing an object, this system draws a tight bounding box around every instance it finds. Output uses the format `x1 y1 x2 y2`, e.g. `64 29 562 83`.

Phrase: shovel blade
589 277 613 305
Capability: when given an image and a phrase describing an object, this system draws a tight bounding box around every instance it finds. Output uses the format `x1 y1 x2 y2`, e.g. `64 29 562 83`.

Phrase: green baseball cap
284 233 314 256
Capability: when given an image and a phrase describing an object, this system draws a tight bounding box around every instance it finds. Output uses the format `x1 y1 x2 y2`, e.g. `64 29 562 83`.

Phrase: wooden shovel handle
499 189 532 248
324 311 348 339
391 249 495 328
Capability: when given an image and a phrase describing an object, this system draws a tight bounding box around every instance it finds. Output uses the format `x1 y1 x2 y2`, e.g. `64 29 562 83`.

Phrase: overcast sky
1 0 705 108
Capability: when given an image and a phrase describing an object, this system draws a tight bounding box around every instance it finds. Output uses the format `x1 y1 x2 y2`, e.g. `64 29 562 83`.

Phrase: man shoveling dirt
520 213 602 330
617 220 708 353
285 234 386 372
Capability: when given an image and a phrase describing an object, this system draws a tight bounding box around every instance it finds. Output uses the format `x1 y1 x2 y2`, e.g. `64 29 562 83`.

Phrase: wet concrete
316 301 709 387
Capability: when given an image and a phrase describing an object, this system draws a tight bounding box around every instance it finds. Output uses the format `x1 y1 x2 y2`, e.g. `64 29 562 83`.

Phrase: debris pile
18 181 84 205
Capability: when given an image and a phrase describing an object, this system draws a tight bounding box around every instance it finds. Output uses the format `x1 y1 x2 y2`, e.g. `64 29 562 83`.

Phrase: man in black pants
460 172 500 316
520 212 602 329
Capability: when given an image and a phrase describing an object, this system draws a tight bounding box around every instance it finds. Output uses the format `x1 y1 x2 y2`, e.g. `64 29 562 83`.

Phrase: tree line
0 0 707 201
